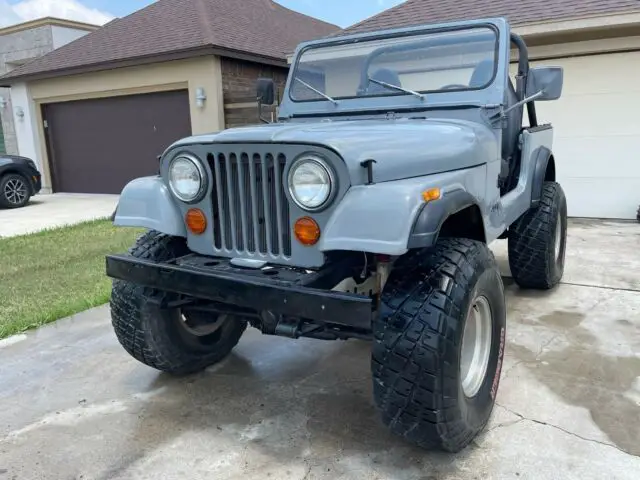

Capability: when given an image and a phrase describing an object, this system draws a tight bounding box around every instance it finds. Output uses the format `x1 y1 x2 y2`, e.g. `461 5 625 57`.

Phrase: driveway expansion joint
559 281 640 294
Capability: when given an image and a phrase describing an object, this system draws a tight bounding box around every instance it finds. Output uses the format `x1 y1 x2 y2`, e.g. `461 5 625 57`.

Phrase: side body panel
501 126 554 227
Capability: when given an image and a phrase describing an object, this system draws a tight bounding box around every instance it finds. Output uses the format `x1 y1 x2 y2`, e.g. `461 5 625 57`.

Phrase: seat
469 59 494 88
502 80 523 162
470 59 524 192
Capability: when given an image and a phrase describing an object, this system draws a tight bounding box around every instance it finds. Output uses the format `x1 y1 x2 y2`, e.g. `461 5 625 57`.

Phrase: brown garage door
43 89 192 194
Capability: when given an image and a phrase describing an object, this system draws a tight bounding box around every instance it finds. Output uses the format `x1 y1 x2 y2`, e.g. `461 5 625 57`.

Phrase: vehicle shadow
97 334 476 479
96 257 528 478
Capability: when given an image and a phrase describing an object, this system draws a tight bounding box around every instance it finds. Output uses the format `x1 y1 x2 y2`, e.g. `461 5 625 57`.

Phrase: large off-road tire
110 230 247 375
372 238 507 452
508 181 567 289
0 173 31 209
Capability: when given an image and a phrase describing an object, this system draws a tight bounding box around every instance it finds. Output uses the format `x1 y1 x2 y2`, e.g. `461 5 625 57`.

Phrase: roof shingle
342 0 640 35
1 0 338 83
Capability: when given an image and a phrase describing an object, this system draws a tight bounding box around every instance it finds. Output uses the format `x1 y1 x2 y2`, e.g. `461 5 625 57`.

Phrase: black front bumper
27 167 41 195
105 254 373 330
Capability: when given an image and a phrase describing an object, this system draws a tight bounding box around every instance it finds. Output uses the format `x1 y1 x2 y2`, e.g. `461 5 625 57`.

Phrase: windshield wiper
367 77 426 101
294 78 339 105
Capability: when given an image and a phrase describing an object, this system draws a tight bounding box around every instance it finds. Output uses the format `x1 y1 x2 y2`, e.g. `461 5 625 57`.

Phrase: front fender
113 176 186 237
408 189 479 248
531 146 553 206
319 166 486 255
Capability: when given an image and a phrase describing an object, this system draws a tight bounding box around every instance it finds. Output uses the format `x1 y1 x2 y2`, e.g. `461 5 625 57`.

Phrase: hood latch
360 159 377 185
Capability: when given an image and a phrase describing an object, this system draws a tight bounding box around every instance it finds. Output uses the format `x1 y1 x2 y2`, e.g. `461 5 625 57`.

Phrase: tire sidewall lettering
458 265 507 428
490 326 506 400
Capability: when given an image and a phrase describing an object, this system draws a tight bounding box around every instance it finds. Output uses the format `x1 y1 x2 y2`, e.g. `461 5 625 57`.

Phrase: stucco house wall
12 55 225 191
0 18 97 155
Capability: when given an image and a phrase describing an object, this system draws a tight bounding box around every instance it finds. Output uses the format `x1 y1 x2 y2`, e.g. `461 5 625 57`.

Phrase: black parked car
0 155 42 209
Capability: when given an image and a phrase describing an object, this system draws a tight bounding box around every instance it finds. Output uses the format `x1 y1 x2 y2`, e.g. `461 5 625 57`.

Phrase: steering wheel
440 84 468 90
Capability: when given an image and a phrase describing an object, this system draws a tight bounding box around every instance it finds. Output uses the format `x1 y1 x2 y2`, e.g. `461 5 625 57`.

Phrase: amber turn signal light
186 208 207 235
422 187 441 203
294 217 321 246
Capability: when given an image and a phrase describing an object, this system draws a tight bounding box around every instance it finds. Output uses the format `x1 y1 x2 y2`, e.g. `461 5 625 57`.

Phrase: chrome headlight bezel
168 154 207 203
287 155 336 212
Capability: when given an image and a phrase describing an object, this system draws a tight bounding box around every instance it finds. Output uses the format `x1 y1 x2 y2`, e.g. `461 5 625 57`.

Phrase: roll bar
510 32 538 127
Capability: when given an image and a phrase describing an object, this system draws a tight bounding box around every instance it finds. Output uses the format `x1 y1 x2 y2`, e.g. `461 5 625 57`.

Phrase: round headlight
288 156 334 210
169 155 205 202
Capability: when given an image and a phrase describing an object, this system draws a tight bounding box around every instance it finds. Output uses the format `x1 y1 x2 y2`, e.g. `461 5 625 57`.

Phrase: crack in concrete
501 357 543 380
495 402 638 458
500 360 524 380
300 461 312 480
486 417 525 433
535 333 560 359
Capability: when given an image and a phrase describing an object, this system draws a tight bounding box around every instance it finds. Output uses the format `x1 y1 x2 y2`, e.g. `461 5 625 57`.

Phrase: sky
0 0 405 29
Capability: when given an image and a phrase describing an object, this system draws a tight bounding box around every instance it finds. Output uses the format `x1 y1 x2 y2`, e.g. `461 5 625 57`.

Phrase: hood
0 154 37 169
0 154 33 163
172 118 498 183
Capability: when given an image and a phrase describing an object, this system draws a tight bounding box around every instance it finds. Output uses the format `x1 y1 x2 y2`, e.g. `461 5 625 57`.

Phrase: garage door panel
562 178 638 219
525 52 640 219
44 89 191 194
552 136 640 177
532 52 640 94
536 94 640 137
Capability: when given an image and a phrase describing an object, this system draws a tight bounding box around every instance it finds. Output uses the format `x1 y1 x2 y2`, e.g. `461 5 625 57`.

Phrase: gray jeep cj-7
106 17 567 452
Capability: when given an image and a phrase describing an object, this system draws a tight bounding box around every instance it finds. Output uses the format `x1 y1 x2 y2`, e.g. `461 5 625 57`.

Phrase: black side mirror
256 78 275 124
256 78 275 105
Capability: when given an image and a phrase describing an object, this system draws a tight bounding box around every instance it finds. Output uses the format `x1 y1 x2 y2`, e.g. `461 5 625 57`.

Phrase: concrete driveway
1 220 638 479
0 193 118 238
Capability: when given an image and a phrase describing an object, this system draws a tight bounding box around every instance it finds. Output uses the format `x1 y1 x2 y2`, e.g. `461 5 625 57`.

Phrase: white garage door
529 52 640 219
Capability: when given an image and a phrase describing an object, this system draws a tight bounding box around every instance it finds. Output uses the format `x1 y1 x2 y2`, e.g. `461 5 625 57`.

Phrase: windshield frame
289 24 499 104
278 17 510 119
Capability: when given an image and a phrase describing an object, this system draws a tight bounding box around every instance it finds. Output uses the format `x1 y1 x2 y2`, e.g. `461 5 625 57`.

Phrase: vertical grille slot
245 154 258 254
220 154 233 249
278 154 292 256
208 150 291 259
268 153 282 255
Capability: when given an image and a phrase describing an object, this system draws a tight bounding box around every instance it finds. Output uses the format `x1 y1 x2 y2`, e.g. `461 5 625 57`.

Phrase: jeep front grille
208 152 291 258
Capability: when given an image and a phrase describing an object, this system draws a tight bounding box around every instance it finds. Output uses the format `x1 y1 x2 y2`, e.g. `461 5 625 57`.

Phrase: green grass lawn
0 219 144 339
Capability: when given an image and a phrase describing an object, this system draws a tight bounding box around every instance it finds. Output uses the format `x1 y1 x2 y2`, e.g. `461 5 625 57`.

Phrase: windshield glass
290 26 498 103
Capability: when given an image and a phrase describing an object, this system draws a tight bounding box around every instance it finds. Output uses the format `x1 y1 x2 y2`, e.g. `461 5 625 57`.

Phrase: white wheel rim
460 295 493 398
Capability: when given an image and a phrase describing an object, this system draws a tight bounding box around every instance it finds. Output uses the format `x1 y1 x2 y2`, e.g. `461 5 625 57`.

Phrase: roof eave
286 10 640 60
513 10 640 37
0 16 101 36
337 10 640 38
0 46 289 87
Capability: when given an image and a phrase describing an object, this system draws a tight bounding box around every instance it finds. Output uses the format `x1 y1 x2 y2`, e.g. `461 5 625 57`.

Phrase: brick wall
221 57 288 128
